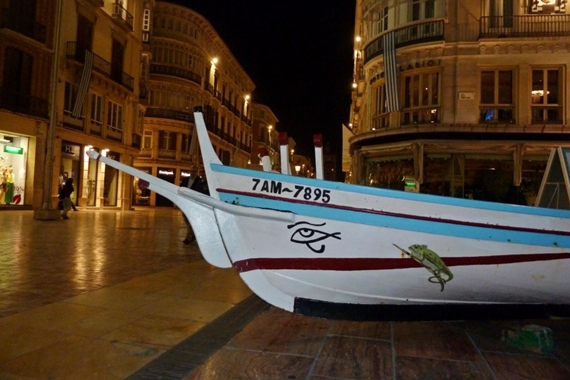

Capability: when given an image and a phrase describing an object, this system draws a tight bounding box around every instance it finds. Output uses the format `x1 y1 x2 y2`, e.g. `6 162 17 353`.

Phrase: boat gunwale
211 163 570 219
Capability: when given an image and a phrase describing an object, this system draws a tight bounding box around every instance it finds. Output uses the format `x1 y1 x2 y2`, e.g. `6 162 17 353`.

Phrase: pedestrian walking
58 178 74 219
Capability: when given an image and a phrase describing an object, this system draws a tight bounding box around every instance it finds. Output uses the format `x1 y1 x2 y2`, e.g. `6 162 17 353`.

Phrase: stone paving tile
3 209 570 380
0 209 201 319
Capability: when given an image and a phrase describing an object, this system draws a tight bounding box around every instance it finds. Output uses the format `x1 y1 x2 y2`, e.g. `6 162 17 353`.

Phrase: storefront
132 167 152 206
0 133 29 205
180 169 192 185
60 141 81 206
156 167 175 207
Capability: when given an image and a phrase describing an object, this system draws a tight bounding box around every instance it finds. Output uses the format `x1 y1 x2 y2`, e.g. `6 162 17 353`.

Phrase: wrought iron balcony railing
0 87 48 119
66 42 134 91
0 7 47 44
480 15 570 38
144 107 194 123
150 63 202 85
364 19 445 64
112 2 133 31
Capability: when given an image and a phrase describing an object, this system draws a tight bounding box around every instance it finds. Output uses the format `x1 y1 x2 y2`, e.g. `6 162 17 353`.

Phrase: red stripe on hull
234 253 570 273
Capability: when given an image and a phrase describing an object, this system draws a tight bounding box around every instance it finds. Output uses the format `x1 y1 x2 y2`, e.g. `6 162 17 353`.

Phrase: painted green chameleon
393 244 454 291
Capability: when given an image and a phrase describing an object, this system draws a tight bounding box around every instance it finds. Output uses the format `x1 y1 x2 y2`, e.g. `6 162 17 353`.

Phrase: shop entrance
60 142 81 206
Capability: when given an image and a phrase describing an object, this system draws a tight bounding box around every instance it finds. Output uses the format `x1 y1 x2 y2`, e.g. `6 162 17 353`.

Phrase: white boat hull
85 110 570 319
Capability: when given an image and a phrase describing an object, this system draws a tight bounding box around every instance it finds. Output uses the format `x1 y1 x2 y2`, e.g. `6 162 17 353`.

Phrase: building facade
0 0 56 208
135 1 254 207
348 0 570 205
250 103 279 170
55 0 147 210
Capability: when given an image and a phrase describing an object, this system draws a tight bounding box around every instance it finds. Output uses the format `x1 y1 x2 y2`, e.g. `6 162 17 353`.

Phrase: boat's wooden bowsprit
85 150 232 269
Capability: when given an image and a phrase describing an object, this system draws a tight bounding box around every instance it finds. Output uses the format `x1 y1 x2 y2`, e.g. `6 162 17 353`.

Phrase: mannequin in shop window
4 166 14 204
0 164 6 204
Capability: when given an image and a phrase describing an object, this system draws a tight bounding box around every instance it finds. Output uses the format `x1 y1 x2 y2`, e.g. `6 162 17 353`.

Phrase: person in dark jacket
59 178 74 219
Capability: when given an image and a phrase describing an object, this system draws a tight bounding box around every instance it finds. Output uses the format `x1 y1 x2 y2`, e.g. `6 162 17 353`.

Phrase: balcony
90 120 102 136
86 0 104 6
480 15 570 38
0 8 46 44
138 148 152 158
364 19 445 64
106 125 123 142
202 118 251 154
112 2 133 31
0 87 48 119
158 149 176 159
145 107 194 123
66 42 134 91
150 64 201 85
62 111 85 131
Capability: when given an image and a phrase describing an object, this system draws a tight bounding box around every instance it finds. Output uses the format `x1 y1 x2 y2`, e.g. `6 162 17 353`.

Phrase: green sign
4 145 23 155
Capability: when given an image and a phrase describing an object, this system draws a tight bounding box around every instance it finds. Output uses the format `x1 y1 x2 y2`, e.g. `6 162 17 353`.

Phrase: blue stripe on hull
218 192 570 249
212 164 570 219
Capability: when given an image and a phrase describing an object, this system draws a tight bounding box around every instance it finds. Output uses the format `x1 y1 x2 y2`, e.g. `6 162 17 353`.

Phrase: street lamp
295 165 301 175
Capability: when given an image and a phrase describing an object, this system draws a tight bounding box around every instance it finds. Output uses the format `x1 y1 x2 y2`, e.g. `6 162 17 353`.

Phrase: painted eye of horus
287 221 341 253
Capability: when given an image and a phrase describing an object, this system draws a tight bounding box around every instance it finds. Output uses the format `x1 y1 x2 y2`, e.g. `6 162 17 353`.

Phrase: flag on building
72 50 94 118
382 32 400 112
342 124 354 174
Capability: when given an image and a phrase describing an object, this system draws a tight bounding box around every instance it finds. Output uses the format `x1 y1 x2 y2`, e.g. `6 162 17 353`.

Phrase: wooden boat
88 111 570 320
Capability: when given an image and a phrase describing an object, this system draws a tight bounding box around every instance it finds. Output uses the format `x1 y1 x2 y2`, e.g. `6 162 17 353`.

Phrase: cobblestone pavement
2 209 570 379
0 209 200 318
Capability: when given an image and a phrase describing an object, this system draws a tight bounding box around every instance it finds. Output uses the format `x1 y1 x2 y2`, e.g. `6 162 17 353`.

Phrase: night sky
170 1 356 160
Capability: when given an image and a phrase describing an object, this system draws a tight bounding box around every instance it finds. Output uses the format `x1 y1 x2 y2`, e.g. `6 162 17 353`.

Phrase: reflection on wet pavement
0 209 200 318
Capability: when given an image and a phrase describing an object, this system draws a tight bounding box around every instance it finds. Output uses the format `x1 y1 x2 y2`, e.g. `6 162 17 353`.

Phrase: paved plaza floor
0 209 570 379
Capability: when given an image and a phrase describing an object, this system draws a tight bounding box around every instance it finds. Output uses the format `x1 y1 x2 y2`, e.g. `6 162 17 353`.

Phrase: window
159 131 177 150
143 130 152 149
373 84 389 129
107 101 123 131
530 0 566 14
411 0 435 21
64 82 81 118
402 71 440 124
531 68 562 123
136 109 144 133
480 70 514 123
374 6 389 35
181 133 192 153
490 0 514 28
90 94 102 127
